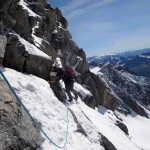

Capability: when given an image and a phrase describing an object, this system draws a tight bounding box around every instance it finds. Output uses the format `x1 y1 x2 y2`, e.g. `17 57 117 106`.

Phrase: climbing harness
0 69 69 149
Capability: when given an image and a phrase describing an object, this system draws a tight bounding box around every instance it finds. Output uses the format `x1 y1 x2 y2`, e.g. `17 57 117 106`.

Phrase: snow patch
19 0 41 18
14 33 52 59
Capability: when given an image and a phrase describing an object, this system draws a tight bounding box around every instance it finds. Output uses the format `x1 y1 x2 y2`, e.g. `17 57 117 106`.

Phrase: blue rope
0 69 69 149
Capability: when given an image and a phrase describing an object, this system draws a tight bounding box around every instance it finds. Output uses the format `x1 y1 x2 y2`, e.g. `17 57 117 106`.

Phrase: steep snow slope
2 68 150 150
3 68 104 150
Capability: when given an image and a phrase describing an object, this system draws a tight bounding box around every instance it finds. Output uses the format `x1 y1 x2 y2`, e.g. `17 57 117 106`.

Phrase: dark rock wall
0 35 7 65
0 0 109 110
100 64 150 117
0 0 120 111
0 78 44 150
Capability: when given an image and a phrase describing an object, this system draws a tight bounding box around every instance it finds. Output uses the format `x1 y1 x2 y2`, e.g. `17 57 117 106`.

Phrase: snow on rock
121 71 150 86
90 66 101 74
32 22 44 49
52 29 58 34
75 83 92 99
140 55 150 59
19 0 41 18
57 21 67 31
14 33 52 59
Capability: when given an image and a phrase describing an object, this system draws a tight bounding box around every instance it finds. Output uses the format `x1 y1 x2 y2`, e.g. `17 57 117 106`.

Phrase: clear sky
48 0 150 57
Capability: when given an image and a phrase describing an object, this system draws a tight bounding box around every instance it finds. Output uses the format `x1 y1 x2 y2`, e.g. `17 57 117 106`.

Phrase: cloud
66 9 86 19
70 21 115 44
60 0 90 13
62 0 118 19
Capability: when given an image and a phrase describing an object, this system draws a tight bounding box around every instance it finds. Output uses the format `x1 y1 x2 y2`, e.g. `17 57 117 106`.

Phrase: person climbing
49 65 78 102
62 65 78 102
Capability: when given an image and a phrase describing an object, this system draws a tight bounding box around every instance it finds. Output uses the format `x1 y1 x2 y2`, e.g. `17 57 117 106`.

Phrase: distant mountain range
117 48 150 58
87 48 150 77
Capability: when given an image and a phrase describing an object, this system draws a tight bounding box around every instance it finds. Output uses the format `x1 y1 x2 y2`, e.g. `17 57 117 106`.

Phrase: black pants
65 81 78 101
50 82 66 102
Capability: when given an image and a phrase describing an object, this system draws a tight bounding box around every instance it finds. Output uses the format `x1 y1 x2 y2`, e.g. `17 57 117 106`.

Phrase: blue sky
48 0 150 56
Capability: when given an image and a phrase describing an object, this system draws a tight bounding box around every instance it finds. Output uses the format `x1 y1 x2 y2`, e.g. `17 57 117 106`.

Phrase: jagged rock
123 96 148 118
41 40 57 58
3 34 53 80
83 72 118 110
78 48 86 60
0 0 18 35
100 133 117 150
84 95 96 109
0 35 7 65
0 0 19 12
116 121 129 135
69 108 88 137
98 64 150 117
27 0 48 7
25 54 53 80
0 11 16 28
28 1 45 15
0 78 44 149
3 34 26 72
50 82 67 102
76 58 89 73
55 8 68 29
13 5 31 40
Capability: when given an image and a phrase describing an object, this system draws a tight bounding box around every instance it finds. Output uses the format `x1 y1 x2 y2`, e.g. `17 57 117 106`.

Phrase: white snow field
1 68 150 150
2 68 103 150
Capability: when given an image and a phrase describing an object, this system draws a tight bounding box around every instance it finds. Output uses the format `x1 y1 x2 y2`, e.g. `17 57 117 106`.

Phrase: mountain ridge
87 49 150 77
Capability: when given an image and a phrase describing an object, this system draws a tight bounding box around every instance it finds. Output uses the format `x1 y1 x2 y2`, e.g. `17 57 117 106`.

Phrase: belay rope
0 69 69 149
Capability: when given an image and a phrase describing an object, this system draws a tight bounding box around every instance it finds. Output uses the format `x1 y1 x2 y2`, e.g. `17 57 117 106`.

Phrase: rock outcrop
97 64 150 117
0 35 7 66
82 72 118 110
0 77 44 149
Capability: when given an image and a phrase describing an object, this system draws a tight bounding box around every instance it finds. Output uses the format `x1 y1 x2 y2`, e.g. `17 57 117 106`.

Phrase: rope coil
0 69 69 149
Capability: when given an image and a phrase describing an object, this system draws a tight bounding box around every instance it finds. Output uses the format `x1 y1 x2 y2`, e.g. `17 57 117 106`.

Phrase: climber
62 65 78 102
49 65 78 102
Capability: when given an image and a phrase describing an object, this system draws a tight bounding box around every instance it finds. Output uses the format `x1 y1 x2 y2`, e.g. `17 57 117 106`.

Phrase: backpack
65 65 76 77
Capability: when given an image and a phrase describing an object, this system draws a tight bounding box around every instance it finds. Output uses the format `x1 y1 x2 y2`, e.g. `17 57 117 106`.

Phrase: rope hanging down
0 69 69 149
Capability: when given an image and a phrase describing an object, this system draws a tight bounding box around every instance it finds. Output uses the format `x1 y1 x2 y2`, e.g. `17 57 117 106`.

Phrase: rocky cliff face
0 33 43 149
0 35 7 66
0 0 117 111
91 65 150 117
0 77 44 149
